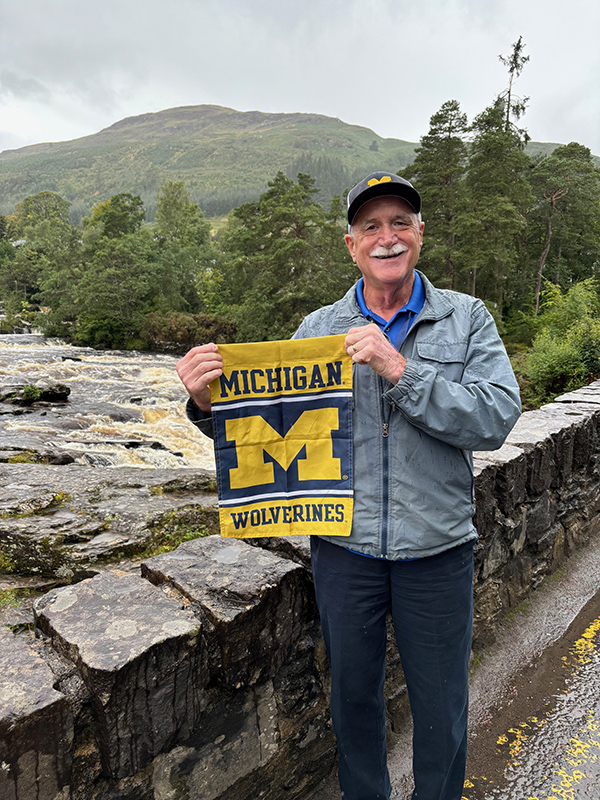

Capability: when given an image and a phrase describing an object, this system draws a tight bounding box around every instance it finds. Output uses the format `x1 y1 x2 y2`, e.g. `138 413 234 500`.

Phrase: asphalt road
305 533 600 800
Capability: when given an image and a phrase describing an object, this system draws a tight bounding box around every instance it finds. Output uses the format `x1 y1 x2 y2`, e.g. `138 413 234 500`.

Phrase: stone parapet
2 382 600 799
33 571 206 780
472 381 600 648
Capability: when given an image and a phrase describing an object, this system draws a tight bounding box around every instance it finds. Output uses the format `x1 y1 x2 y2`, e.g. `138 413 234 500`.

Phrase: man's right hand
176 343 223 413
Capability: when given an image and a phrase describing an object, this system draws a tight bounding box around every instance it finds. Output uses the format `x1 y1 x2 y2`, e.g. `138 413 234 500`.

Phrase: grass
139 527 209 559
22 384 43 402
0 589 20 609
0 549 17 573
7 451 42 464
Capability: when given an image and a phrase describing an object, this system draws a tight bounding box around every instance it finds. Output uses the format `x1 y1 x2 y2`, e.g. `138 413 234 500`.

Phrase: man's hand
176 343 223 413
345 325 407 384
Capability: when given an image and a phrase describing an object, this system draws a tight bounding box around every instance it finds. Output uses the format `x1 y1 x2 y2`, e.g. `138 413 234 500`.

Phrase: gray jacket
292 272 521 560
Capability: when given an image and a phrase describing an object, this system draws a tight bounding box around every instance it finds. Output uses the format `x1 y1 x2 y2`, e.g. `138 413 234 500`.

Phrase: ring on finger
351 344 358 353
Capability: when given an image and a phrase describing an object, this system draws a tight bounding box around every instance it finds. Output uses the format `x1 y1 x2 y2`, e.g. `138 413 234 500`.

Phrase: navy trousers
311 537 474 800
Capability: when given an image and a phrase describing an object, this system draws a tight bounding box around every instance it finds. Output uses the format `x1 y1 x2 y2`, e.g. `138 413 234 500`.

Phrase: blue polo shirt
356 271 425 349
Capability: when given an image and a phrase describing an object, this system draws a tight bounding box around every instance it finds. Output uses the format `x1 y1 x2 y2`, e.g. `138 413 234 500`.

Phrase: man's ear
345 232 356 262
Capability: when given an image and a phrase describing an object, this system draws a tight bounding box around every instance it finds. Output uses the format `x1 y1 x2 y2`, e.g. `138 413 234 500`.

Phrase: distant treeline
1 90 600 407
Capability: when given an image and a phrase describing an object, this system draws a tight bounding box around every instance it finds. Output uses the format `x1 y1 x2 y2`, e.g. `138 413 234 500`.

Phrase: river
0 334 215 471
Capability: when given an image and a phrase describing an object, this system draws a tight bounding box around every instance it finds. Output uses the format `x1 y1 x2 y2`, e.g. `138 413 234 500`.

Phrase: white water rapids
0 335 216 471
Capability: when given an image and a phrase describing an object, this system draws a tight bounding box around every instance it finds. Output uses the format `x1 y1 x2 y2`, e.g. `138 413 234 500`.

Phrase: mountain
0 105 419 221
1 104 596 222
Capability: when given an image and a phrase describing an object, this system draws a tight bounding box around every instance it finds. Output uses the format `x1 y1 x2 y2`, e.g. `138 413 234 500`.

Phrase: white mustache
369 244 408 258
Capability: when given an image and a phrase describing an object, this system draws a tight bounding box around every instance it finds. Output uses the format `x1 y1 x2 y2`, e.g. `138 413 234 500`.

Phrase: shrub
526 317 600 401
141 311 237 353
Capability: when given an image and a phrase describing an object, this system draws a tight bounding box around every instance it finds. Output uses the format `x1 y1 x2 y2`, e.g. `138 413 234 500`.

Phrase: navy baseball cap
347 172 421 225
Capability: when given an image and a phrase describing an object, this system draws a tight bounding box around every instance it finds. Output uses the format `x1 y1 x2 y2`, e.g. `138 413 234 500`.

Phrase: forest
1 41 599 409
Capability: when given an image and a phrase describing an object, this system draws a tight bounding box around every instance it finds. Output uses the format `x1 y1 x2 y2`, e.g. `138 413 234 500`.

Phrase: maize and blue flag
210 335 353 538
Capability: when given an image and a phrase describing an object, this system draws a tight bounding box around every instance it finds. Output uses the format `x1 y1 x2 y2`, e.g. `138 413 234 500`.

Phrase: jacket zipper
380 377 392 558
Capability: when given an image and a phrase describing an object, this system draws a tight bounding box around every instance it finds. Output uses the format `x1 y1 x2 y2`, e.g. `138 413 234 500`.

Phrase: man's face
345 196 424 292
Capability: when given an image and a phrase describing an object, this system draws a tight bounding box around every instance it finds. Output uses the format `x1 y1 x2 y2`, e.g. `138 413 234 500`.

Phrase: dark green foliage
0 192 80 312
214 172 359 342
285 154 352 209
87 192 145 238
153 181 213 313
456 98 532 305
141 311 237 352
73 229 158 333
527 143 600 312
525 282 600 401
401 100 468 289
13 191 71 231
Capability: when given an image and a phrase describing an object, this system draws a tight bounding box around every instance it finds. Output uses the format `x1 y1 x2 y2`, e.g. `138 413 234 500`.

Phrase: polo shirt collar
355 272 425 325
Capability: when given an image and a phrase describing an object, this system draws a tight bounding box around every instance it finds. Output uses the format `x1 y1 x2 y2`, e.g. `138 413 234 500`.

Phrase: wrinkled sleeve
385 303 521 451
185 397 215 440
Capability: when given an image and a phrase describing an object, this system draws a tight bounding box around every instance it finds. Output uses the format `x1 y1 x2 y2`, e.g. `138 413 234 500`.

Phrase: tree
0 192 78 312
216 172 358 341
154 181 211 247
528 143 600 313
498 36 530 135
87 193 145 238
153 181 213 312
71 229 159 347
401 100 468 289
525 281 600 400
457 99 532 307
12 191 71 232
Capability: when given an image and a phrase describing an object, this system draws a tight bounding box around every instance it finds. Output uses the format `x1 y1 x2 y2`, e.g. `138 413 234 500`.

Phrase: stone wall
3 382 600 800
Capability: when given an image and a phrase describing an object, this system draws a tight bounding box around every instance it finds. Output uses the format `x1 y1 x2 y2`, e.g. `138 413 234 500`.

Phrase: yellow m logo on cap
225 408 341 489
367 176 392 187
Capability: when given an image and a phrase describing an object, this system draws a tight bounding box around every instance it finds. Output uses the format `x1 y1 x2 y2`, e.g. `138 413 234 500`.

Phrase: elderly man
177 172 521 800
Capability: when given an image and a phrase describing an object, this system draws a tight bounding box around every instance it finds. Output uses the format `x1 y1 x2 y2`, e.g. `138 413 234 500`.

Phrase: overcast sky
1 0 599 156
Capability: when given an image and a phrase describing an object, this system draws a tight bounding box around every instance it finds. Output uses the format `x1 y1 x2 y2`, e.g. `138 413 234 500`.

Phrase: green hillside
0 105 419 221
1 104 596 222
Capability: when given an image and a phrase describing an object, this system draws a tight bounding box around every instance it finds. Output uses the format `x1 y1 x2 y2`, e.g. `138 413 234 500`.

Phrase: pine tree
498 36 530 135
216 172 357 341
457 99 532 308
528 143 600 313
401 100 468 289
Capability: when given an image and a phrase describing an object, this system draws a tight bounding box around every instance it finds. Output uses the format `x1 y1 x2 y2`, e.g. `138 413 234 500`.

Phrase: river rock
33 570 207 779
0 382 70 406
0 464 219 577
0 625 73 800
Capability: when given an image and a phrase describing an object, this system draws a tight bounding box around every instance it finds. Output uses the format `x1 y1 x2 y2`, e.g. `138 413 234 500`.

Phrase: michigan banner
210 335 353 538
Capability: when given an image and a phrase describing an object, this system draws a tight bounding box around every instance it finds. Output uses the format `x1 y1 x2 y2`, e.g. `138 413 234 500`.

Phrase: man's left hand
345 325 407 384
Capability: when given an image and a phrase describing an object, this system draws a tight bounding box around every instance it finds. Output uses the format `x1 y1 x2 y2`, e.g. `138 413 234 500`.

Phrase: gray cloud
0 70 50 101
0 0 598 153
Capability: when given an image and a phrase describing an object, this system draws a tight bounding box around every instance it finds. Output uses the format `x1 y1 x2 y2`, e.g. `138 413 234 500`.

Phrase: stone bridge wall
3 382 600 800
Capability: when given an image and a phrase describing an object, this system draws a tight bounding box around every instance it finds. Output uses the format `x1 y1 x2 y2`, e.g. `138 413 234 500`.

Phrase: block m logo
225 408 341 490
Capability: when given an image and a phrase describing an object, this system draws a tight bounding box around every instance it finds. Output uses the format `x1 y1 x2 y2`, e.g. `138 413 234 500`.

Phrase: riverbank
1 336 220 616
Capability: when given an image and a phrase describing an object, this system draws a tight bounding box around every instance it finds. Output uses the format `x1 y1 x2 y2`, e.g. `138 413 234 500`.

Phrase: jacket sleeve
185 397 215 440
384 302 521 451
